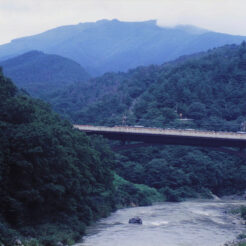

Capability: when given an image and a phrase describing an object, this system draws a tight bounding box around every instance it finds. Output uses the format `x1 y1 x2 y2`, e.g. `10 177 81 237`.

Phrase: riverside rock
129 217 142 224
224 238 246 246
13 239 24 246
14 239 22 246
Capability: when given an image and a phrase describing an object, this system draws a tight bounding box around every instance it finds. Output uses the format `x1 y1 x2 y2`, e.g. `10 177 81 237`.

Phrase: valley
0 19 246 246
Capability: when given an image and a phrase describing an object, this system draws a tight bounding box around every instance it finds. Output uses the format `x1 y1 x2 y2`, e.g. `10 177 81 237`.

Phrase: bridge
73 125 246 157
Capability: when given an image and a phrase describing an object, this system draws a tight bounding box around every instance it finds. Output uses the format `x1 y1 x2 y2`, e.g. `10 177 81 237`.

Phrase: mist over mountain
0 19 245 76
0 50 90 97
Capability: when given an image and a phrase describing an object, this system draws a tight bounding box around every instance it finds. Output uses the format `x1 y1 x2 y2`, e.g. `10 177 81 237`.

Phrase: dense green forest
47 42 246 201
0 70 161 245
0 51 90 98
47 43 246 131
2 42 246 245
0 69 113 244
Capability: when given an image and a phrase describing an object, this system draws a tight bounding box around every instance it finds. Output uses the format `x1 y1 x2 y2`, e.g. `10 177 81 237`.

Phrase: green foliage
2 42 246 244
240 206 246 220
47 43 246 132
113 174 163 207
46 43 246 202
0 51 90 98
0 70 114 245
47 66 158 124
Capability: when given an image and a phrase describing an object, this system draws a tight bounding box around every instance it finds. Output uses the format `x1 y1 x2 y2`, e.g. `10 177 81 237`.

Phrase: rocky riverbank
222 202 246 246
223 238 246 246
3 199 246 246
0 238 71 246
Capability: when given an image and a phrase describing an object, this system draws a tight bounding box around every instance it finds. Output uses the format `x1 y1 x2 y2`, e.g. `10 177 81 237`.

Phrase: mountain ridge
0 19 245 76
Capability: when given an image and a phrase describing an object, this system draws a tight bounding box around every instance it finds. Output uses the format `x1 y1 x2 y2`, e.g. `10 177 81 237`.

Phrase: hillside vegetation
2 40 246 244
0 69 163 245
48 43 246 131
47 42 246 201
0 51 90 98
0 68 113 244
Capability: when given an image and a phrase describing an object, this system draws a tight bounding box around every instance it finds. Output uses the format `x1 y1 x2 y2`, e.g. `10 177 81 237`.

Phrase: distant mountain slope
46 43 246 131
0 50 90 97
46 43 246 202
0 19 245 76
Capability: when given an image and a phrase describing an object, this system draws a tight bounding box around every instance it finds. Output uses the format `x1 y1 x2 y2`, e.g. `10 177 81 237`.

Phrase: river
76 200 246 246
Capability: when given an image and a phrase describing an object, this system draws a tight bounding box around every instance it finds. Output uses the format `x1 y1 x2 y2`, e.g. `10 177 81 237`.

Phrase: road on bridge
74 125 246 149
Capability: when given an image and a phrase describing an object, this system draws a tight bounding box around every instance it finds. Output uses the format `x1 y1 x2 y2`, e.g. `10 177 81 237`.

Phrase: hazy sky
0 0 246 45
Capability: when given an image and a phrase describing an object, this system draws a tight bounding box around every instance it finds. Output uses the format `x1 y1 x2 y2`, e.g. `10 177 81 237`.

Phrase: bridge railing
73 125 246 140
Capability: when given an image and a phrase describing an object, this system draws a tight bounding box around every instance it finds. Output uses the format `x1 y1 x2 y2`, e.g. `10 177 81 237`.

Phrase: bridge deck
74 125 246 139
73 125 246 148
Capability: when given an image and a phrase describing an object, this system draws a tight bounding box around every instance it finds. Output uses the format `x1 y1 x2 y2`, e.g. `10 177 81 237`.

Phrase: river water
77 200 246 246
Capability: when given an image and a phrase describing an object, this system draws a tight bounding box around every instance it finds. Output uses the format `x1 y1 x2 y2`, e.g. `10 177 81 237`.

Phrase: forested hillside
0 70 114 244
2 41 246 245
48 43 246 131
0 19 245 75
0 51 90 98
0 69 112 244
0 69 163 245
47 42 246 201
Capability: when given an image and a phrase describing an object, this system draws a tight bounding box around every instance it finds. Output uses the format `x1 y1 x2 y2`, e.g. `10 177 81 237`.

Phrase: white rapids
76 200 246 246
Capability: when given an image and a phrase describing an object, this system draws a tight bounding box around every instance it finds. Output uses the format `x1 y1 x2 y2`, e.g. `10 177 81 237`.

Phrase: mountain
0 50 90 97
47 43 246 130
0 19 245 76
46 42 246 202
